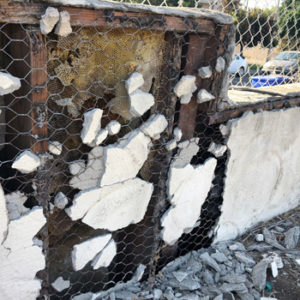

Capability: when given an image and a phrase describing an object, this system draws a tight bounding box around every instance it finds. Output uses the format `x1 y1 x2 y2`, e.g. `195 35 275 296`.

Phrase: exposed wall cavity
215 107 300 242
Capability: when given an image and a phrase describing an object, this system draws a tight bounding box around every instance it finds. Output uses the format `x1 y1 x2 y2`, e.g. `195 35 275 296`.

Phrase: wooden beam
0 1 215 34
208 97 300 125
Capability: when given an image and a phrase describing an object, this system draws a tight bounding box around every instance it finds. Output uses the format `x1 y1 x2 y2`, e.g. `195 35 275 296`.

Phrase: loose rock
40 7 59 34
55 11 72 37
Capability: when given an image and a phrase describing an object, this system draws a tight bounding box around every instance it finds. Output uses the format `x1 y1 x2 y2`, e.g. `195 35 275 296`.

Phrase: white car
228 54 248 76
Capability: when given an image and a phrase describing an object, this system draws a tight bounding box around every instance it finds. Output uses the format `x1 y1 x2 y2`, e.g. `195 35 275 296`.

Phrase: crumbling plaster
215 107 300 242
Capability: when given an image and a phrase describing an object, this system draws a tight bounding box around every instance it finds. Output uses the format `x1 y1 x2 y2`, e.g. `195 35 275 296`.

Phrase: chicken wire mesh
0 2 236 298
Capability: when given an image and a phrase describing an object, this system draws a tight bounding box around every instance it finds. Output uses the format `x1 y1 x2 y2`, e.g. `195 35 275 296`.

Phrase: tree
278 0 300 49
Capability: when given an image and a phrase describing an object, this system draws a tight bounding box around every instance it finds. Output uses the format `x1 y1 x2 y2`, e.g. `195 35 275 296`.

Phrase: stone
106 121 121 135
0 72 21 96
12 150 41 174
161 158 216 245
125 72 144 94
40 7 59 34
55 11 72 37
200 252 221 273
228 242 246 252
5 191 29 220
69 160 85 175
92 238 116 269
71 234 111 271
215 108 300 242
260 298 278 300
174 75 197 104
173 271 189 282
129 89 154 117
252 258 270 291
247 244 273 252
55 98 72 106
54 192 68 209
173 127 182 142
197 89 215 104
51 276 70 292
178 275 201 291
69 147 104 190
270 260 278 278
67 178 153 231
198 66 212 79
0 185 8 244
262 228 285 250
211 251 228 263
213 295 223 300
173 138 199 168
165 139 177 151
95 129 108 146
220 283 248 294
284 226 300 249
221 274 246 284
215 57 226 73
153 289 163 299
234 252 255 266
49 141 62 155
0 207 46 299
203 269 214 285
208 142 227 158
81 108 103 145
237 293 254 300
140 114 168 140
255 234 264 242
115 290 136 300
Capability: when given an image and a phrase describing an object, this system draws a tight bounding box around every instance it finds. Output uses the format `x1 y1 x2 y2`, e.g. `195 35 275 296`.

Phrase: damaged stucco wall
215 107 300 242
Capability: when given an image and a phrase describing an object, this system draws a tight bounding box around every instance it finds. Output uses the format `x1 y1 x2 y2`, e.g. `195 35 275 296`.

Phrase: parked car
228 54 248 76
262 51 300 76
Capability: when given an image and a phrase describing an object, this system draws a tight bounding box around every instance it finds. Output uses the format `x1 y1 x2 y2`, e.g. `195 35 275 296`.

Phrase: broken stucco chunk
49 141 62 156
129 89 155 117
173 127 182 142
92 239 117 269
198 66 213 79
215 57 226 73
140 114 168 140
40 7 59 35
208 142 227 158
106 120 121 136
71 234 111 271
197 89 215 104
80 108 103 145
69 159 85 175
125 72 144 94
55 11 72 37
173 138 200 168
0 185 8 244
54 192 68 209
166 139 177 151
55 98 72 106
161 158 217 245
0 72 21 96
0 207 46 299
174 75 197 104
51 276 70 292
215 108 300 242
12 150 41 174
5 191 29 220
68 178 153 231
69 146 104 190
95 129 108 146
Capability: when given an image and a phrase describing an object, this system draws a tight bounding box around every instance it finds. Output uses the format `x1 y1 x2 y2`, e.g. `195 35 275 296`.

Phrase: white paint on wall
215 108 300 242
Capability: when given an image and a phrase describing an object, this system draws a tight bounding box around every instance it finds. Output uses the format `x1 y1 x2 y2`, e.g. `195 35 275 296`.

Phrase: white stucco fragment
5 191 29 220
51 276 70 292
174 75 197 104
173 138 200 168
173 127 182 142
54 192 68 209
69 160 85 175
0 207 46 300
198 66 212 79
0 72 21 96
66 178 153 231
0 185 8 244
165 139 177 151
215 57 226 73
208 142 227 158
220 124 230 137
161 158 217 245
125 72 144 94
69 147 104 190
140 114 168 139
197 89 215 104
106 120 121 136
12 150 41 174
92 239 117 269
71 234 111 271
55 11 72 37
95 129 108 146
55 98 72 106
215 108 300 242
49 141 62 155
129 89 155 117
81 108 103 145
40 7 59 34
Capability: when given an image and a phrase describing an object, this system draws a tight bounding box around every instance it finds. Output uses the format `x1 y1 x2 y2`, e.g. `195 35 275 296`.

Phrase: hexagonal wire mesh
0 0 298 299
